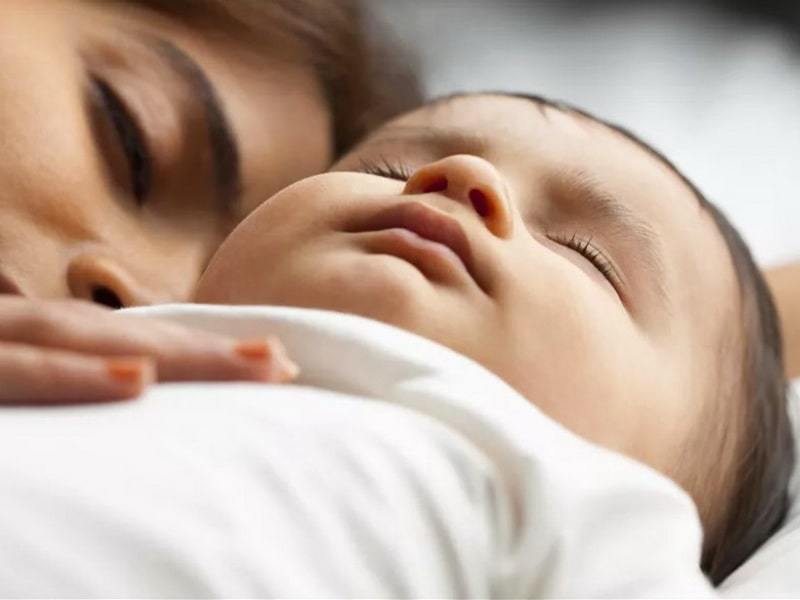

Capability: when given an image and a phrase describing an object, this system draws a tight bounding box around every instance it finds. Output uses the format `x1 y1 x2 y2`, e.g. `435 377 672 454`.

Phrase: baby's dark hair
122 0 423 155
503 92 795 585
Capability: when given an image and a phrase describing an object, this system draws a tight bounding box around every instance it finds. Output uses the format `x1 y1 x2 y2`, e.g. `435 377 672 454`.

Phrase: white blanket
0 305 713 597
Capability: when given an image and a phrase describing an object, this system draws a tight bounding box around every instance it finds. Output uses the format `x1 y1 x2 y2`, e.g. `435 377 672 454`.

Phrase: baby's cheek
195 201 292 305
501 280 652 450
193 235 253 304
570 333 665 457
194 260 232 304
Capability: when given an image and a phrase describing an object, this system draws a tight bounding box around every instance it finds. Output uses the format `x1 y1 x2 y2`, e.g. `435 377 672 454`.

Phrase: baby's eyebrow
559 170 670 308
361 125 490 157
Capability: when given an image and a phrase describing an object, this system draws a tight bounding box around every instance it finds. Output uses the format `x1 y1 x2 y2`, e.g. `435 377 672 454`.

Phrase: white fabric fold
0 304 715 597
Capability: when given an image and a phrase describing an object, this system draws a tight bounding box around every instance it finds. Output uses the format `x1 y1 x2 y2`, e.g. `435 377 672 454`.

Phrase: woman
0 0 421 403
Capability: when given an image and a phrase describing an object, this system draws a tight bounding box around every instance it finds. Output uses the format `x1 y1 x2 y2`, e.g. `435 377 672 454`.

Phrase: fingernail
264 339 300 381
234 339 273 361
273 355 300 382
106 357 154 386
235 338 299 382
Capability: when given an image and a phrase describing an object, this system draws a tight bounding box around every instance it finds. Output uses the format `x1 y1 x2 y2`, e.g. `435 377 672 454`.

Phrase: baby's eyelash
551 233 620 287
357 157 412 181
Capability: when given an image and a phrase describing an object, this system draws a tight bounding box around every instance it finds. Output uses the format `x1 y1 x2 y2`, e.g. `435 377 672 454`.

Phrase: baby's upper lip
358 201 486 292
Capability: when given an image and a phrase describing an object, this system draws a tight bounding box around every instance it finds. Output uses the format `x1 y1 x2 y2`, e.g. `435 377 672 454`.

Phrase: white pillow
720 379 800 597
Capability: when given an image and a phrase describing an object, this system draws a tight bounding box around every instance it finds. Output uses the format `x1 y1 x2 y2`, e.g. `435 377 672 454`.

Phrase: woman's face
0 0 331 306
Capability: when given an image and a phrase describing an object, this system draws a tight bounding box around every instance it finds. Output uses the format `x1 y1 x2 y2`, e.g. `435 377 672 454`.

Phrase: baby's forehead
361 94 694 216
379 93 595 144
364 94 665 178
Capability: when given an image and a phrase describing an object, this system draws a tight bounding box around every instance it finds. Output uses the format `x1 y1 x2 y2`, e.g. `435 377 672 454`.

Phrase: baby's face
196 94 738 479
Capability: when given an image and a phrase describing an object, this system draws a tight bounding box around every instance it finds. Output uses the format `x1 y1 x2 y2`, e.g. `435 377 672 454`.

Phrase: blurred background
371 0 800 267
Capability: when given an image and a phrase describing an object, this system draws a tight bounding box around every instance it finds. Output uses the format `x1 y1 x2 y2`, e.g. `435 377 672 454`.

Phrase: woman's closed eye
90 76 153 206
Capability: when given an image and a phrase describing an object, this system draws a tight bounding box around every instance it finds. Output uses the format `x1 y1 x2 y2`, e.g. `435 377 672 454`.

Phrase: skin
0 0 330 303
767 262 800 379
196 94 741 505
0 0 332 399
0 297 298 404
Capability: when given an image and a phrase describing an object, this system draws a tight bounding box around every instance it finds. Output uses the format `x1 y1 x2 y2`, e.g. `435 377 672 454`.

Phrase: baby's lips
234 337 300 382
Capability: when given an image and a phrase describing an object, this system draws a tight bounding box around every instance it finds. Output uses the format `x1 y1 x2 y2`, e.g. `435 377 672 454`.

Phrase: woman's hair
123 0 423 154
521 93 795 586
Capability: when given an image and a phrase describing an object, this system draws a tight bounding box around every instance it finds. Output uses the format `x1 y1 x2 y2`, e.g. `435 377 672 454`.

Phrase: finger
222 337 300 383
0 341 154 405
149 335 299 383
0 299 299 383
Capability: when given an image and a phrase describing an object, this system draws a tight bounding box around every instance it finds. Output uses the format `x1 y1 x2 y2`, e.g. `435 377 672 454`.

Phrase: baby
195 92 795 584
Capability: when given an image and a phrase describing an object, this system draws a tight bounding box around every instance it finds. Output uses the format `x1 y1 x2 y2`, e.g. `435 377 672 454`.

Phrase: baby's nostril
469 189 492 218
91 285 124 309
423 177 448 193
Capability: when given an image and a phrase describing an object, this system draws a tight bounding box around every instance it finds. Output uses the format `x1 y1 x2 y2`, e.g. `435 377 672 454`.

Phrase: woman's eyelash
552 233 619 286
357 158 412 182
92 76 152 206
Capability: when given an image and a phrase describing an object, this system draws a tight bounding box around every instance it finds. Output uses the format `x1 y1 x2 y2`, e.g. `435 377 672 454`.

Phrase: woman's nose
66 254 159 309
402 154 513 238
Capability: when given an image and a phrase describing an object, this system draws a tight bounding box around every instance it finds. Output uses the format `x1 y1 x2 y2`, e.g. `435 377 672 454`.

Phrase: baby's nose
402 154 513 238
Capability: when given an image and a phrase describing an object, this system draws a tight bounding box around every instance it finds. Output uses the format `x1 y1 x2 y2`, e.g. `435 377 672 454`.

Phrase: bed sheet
0 304 714 597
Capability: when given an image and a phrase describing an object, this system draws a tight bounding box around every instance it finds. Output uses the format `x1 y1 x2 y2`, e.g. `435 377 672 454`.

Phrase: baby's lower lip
348 201 487 293
363 227 471 280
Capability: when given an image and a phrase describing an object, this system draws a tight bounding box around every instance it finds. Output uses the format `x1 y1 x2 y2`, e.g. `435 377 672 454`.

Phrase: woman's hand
0 297 298 405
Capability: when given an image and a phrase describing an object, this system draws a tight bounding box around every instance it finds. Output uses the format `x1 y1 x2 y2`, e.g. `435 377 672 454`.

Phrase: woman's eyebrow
149 37 242 212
